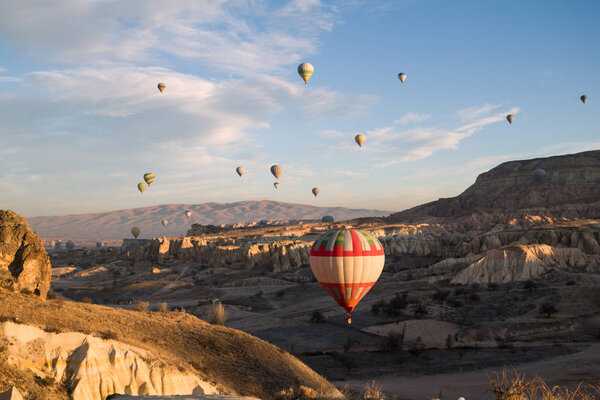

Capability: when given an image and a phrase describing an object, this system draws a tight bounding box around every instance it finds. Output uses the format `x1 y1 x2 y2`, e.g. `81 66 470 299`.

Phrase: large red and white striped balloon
309 229 385 323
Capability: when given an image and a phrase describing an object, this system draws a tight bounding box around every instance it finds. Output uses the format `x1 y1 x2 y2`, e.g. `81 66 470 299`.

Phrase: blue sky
0 0 598 217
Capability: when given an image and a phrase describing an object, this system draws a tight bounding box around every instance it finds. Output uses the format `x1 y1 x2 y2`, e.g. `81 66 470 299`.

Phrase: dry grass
158 301 168 313
208 301 228 325
361 380 386 400
489 367 600 400
133 300 149 312
0 288 340 400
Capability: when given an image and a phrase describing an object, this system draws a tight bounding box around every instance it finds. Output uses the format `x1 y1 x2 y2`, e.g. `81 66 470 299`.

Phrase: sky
0 0 598 217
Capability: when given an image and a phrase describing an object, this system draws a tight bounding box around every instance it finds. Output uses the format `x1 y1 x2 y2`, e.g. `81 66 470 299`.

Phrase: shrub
432 290 450 303
208 302 227 325
46 291 60 300
158 301 168 313
361 380 385 400
81 297 93 304
100 330 119 340
133 301 149 312
310 310 325 323
413 304 428 317
44 326 61 334
381 325 406 352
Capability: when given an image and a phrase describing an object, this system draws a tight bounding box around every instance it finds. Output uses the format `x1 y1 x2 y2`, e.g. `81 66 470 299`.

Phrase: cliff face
388 150 600 222
0 210 51 299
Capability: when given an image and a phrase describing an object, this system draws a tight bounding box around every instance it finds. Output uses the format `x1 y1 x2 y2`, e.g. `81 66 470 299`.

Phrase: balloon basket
345 313 352 324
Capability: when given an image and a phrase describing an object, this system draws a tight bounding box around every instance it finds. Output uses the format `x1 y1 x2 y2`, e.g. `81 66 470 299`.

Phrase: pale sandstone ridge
0 210 51 299
2 322 217 400
388 150 600 225
451 244 600 284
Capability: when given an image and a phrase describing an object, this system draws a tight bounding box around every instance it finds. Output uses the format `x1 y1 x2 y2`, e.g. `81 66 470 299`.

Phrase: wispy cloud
393 112 431 124
336 171 369 180
456 103 501 121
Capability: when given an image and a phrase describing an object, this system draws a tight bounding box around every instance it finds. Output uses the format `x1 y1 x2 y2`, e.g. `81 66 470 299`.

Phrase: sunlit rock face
0 210 51 299
387 150 600 224
2 322 217 400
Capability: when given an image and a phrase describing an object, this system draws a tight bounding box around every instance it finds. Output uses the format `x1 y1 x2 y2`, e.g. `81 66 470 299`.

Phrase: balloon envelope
533 168 546 182
131 227 141 239
297 62 314 84
398 72 407 83
322 215 334 223
270 165 282 179
161 219 168 227
143 173 155 185
185 210 192 219
66 240 75 250
355 134 365 147
96 241 102 249
312 187 320 197
236 166 245 177
137 182 147 193
506 114 514 124
310 229 385 322
157 83 166 92
581 95 588 104
274 182 279 189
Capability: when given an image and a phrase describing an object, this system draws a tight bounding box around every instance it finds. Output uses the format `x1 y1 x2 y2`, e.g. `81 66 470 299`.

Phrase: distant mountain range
28 200 392 240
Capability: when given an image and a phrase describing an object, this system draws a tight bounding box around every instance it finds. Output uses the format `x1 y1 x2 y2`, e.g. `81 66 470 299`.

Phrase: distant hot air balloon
161 219 168 227
157 83 166 93
236 166 245 177
54 241 62 250
271 165 282 179
312 187 320 197
581 95 588 104
298 62 314 84
66 240 75 250
310 229 385 324
137 182 147 193
355 134 365 147
274 182 280 189
185 210 192 219
131 227 141 239
96 241 102 249
533 168 546 182
144 173 155 185
398 72 407 83
506 114 515 124
322 215 334 223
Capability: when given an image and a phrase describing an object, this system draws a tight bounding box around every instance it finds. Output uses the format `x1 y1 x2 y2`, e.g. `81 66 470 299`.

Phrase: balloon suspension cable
345 313 352 324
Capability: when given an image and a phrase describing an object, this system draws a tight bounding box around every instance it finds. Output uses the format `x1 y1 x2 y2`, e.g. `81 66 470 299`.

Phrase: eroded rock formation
0 210 51 298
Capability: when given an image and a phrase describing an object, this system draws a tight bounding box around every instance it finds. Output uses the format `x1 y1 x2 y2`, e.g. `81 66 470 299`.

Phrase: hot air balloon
144 173 155 185
398 72 407 83
322 215 334 223
274 182 280 189
236 166 245 177
96 241 102 249
271 165 282 179
66 240 75 250
161 219 168 227
157 83 166 93
185 210 192 219
310 229 385 324
131 227 141 239
312 187 320 197
533 168 546 182
54 241 62 250
137 182 147 193
581 95 588 104
297 62 314 84
355 134 365 147
506 114 514 124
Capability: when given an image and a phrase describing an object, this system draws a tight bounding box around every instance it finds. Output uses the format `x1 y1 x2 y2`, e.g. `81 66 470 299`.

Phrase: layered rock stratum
0 210 51 299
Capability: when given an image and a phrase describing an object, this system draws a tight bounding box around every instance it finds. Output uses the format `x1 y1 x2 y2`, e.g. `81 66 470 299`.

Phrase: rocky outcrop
2 322 217 400
451 244 600 284
0 387 24 400
0 210 51 299
388 150 600 224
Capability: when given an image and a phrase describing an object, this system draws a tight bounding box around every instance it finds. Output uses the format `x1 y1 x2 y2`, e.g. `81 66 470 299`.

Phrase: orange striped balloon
309 229 385 323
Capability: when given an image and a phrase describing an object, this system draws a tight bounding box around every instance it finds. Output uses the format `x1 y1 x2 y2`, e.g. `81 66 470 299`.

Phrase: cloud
336 171 369 180
456 103 501 121
393 112 431 124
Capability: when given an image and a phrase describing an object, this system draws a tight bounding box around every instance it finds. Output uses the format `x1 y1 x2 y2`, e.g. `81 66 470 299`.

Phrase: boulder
0 210 51 298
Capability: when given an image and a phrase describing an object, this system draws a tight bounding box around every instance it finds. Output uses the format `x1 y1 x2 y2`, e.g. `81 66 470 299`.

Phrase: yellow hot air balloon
312 187 320 197
506 114 514 124
270 165 282 179
398 72 407 83
310 229 385 323
144 173 155 185
236 166 245 177
581 95 588 104
131 227 141 239
185 210 192 219
157 83 166 93
137 182 147 193
355 134 365 147
297 63 314 84
161 219 168 227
